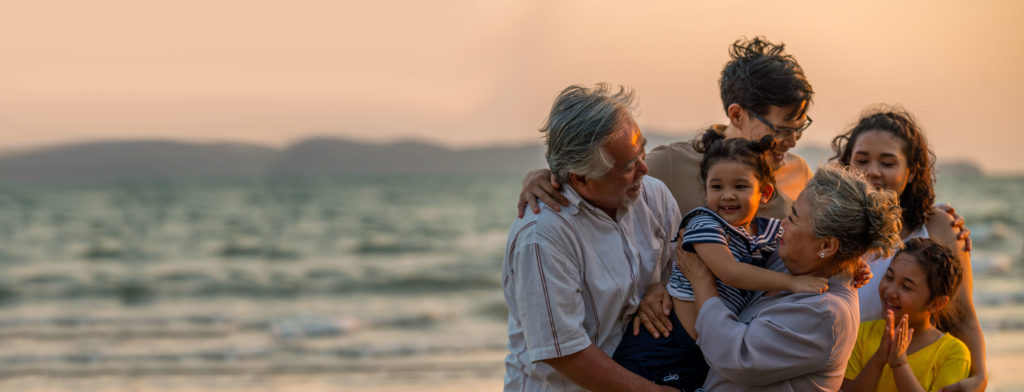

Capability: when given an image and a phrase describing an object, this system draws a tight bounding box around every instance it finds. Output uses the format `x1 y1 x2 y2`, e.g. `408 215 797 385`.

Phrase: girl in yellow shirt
843 238 971 392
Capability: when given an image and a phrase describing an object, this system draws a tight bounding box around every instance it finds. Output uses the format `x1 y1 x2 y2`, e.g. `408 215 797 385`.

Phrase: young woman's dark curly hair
830 107 935 232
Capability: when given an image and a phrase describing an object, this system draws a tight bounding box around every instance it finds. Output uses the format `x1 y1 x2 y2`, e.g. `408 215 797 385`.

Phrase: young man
518 37 813 220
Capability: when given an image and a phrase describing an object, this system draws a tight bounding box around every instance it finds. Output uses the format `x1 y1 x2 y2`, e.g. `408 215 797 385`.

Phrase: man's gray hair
804 164 903 275
541 83 636 185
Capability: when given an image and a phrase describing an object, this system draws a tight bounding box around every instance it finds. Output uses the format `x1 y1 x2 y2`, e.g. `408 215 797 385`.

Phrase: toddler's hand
789 275 829 294
852 258 872 288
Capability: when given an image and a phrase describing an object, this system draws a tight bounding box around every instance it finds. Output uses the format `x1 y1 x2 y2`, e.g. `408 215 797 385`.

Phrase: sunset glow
2 1 1022 172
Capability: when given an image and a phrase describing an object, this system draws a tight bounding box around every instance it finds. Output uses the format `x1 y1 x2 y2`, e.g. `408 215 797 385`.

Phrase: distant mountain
935 160 984 177
0 135 986 182
0 141 277 182
270 138 545 175
0 138 547 182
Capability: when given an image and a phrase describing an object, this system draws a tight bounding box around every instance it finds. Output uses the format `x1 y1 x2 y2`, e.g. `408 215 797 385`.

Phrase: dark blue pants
612 311 709 392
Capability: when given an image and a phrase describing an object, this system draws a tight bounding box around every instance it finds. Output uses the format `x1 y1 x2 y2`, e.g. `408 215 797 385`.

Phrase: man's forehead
603 120 643 161
620 115 641 145
780 100 809 121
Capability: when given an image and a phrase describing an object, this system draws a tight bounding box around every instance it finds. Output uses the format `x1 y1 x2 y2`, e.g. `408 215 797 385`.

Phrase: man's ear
568 173 587 187
727 103 746 129
759 183 775 204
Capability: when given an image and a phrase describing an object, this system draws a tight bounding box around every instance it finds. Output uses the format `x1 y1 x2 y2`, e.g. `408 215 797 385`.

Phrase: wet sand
1 334 1021 391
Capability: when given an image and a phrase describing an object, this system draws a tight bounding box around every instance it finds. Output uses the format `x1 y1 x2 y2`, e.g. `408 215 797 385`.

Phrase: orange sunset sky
2 0 1023 173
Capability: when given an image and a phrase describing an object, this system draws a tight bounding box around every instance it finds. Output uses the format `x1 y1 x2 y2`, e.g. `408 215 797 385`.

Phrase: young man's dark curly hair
719 36 814 121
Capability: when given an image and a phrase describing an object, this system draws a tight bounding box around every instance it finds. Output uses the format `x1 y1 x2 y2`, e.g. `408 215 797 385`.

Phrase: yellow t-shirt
845 320 971 392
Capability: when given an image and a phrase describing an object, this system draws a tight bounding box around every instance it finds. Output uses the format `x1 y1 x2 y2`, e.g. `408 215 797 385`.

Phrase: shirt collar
561 183 587 216
563 180 640 220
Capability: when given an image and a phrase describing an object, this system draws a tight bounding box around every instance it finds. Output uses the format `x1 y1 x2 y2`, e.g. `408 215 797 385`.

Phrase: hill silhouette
0 138 545 182
0 135 984 182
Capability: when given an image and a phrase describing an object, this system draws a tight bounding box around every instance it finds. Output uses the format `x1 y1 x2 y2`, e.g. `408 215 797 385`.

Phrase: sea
0 173 1020 391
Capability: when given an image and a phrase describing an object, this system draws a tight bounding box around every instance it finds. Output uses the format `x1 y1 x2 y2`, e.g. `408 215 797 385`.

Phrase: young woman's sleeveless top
858 224 929 322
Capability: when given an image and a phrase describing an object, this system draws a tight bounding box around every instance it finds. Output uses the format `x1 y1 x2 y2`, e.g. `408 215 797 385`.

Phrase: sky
2 0 1023 173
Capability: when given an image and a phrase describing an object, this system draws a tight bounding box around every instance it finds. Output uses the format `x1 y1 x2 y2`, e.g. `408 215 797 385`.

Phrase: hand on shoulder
926 206 967 253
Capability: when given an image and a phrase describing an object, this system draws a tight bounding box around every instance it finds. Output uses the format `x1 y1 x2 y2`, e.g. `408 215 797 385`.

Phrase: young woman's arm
693 243 827 293
943 318 986 392
516 168 568 218
927 212 988 392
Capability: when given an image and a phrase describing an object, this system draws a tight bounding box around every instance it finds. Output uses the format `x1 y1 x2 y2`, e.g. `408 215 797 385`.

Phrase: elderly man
502 84 680 392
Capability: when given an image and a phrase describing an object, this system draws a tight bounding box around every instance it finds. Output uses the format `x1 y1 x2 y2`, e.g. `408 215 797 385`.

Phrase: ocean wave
0 265 500 304
0 339 506 367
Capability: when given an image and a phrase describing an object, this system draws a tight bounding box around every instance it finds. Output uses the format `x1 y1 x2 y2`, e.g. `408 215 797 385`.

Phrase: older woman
676 164 902 391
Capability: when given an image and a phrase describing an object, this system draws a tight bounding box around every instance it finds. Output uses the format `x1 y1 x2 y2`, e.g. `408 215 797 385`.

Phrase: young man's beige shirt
645 125 813 219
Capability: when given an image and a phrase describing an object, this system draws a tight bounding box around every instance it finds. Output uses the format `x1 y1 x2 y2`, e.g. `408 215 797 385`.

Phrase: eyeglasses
749 111 813 140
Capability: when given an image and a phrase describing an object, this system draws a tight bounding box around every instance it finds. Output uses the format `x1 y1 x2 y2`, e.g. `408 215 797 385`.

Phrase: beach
0 173 1020 391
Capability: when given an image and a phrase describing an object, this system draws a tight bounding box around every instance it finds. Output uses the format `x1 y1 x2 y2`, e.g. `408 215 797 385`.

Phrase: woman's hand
676 247 715 289
852 258 873 288
888 313 913 368
632 283 673 338
788 275 829 293
933 203 972 252
938 375 988 392
517 169 569 218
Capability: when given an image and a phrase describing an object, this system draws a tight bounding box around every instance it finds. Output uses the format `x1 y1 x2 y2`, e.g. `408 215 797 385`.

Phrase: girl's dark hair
830 107 935 232
693 128 776 186
897 238 964 328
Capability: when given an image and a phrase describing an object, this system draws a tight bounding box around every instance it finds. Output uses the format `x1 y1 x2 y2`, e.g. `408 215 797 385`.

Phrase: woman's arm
693 243 827 293
927 212 988 392
934 204 972 252
942 305 987 392
676 249 718 305
517 168 569 217
693 298 842 385
677 250 839 386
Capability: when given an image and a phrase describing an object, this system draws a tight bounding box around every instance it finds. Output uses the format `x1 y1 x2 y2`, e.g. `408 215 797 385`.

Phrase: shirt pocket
639 236 666 284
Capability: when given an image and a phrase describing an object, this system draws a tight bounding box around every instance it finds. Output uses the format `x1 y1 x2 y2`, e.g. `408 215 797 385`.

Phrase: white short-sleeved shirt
502 176 680 391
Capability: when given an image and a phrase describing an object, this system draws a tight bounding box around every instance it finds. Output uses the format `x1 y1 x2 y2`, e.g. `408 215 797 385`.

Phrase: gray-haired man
502 84 680 391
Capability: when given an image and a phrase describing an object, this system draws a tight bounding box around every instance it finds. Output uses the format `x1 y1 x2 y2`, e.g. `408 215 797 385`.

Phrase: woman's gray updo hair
805 164 903 274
